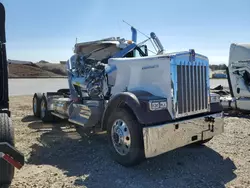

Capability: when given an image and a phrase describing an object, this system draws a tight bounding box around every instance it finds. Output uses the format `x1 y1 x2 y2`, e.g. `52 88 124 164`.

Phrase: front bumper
143 112 224 158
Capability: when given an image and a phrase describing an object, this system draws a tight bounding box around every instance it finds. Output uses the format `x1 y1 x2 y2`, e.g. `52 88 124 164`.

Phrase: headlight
210 93 221 103
149 100 167 111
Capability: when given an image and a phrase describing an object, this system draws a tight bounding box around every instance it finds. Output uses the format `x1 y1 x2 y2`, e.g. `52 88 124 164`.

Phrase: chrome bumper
143 112 224 158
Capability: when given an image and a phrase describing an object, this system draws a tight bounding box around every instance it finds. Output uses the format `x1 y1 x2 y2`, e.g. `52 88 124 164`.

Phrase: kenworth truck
32 27 224 167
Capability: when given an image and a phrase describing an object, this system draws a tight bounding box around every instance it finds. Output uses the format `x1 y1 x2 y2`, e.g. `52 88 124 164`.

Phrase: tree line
209 64 227 71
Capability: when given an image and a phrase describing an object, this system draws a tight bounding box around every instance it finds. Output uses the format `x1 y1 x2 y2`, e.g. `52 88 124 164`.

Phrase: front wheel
107 108 145 167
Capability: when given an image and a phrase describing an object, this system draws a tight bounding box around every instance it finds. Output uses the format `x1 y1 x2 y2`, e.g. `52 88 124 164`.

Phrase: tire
107 108 145 167
32 93 43 117
0 113 15 187
40 95 54 123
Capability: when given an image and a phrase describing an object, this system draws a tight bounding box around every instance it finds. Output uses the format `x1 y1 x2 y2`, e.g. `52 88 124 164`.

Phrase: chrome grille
176 63 208 117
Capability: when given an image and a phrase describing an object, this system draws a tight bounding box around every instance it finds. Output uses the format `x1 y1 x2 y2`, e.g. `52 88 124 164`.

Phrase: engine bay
68 54 109 100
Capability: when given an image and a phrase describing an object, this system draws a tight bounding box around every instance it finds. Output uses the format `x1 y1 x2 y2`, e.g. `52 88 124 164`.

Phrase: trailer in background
0 3 25 187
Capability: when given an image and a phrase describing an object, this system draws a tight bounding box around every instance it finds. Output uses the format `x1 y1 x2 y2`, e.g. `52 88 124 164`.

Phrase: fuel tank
52 98 72 117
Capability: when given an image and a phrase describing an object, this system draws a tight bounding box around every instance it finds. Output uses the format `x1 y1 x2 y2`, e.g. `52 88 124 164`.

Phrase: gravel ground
7 96 250 188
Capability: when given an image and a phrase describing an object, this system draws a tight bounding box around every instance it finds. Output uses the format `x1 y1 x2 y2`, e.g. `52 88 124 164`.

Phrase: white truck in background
212 43 250 112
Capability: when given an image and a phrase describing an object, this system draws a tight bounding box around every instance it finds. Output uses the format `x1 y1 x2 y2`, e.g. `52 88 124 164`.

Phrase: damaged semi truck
32 28 224 166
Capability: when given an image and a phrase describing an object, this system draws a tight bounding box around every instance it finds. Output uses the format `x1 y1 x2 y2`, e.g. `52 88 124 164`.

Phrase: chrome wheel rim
40 100 46 118
33 97 37 114
111 119 131 156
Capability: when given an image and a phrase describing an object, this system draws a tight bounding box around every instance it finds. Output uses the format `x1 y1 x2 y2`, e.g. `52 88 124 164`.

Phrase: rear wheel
32 93 43 117
107 108 145 167
0 113 15 187
40 95 54 123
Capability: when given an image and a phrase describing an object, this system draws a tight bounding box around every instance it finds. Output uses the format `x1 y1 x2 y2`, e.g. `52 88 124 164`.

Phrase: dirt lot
8 96 250 188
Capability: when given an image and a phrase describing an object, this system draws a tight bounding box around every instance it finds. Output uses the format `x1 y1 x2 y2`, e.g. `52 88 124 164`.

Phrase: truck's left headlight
149 100 167 111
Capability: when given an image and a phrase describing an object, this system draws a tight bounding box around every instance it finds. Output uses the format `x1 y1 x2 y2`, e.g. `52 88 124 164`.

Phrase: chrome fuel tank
52 98 72 116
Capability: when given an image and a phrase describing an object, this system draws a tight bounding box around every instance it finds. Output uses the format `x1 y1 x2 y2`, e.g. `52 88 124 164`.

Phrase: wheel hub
111 119 131 156
113 128 123 144
113 132 120 144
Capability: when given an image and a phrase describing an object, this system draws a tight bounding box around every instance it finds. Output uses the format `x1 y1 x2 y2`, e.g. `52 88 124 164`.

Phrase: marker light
149 100 167 111
127 40 133 44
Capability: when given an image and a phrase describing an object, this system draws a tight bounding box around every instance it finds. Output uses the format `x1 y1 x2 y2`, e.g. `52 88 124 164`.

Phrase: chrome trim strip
196 62 199 111
185 63 188 113
192 62 195 111
199 63 202 110
181 62 184 114
202 64 205 109
68 118 85 126
188 64 191 112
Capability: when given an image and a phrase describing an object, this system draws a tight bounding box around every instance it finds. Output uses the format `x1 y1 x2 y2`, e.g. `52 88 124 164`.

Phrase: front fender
101 91 172 130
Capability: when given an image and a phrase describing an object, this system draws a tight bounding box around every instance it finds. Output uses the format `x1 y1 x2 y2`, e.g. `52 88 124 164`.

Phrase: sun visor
0 3 6 43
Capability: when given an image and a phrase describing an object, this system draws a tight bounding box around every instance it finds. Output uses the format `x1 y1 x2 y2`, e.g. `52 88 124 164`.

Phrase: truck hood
0 3 6 43
74 38 122 61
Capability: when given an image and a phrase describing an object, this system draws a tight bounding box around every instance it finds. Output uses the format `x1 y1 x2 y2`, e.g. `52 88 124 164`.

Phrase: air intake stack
150 32 164 55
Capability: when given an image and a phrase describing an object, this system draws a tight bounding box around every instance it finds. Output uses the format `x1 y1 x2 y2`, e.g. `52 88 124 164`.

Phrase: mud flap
0 142 24 169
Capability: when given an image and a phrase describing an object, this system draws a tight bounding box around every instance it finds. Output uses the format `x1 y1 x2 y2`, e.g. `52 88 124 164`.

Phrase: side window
133 49 141 57
133 45 148 57
124 45 148 58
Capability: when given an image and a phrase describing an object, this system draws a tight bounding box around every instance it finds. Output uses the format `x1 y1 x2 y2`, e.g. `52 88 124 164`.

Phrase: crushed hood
0 3 6 43
74 37 122 61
